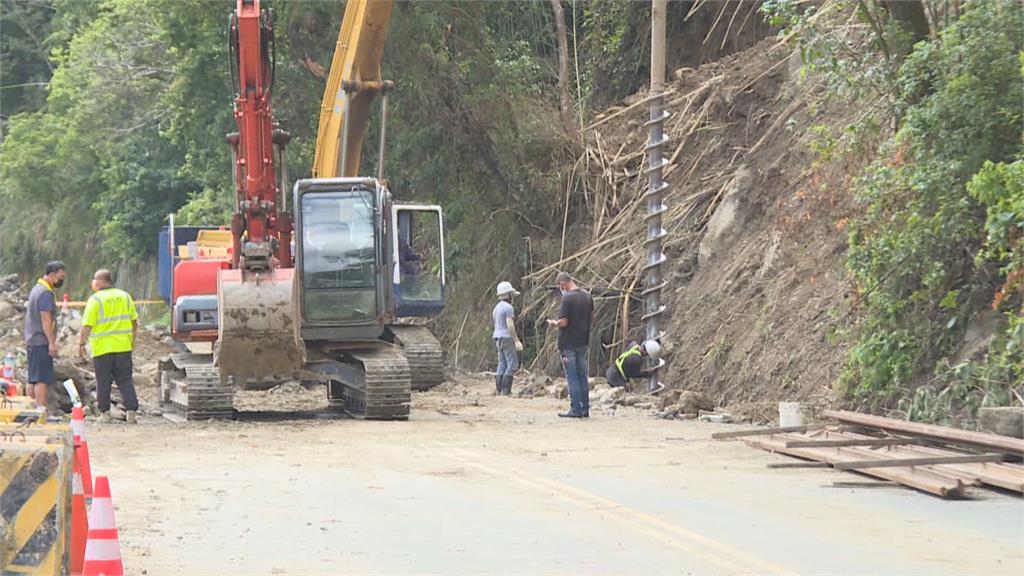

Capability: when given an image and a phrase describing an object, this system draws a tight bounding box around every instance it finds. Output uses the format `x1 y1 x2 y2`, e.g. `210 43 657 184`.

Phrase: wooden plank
831 480 900 489
746 434 969 498
766 461 831 469
712 425 822 440
823 410 1024 456
801 429 1024 493
785 438 922 449
833 454 1006 470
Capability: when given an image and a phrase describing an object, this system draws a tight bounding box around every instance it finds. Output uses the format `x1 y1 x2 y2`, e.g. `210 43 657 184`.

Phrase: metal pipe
339 87 353 177
643 0 669 393
278 142 288 214
377 91 389 180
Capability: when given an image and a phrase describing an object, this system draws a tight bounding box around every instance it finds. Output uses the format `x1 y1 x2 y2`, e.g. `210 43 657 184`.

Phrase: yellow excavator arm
312 0 395 178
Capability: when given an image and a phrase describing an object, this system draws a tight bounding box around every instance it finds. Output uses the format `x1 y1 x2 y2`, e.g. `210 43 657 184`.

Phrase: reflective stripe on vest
615 345 642 378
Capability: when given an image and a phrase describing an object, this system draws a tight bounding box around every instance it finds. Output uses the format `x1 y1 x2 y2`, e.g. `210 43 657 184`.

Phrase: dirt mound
516 37 860 410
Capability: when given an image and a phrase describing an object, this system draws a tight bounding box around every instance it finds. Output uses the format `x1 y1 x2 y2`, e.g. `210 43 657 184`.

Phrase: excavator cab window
299 189 378 324
393 205 445 317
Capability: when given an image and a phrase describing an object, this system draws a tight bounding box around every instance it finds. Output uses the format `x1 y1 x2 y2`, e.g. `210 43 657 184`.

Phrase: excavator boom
312 0 394 178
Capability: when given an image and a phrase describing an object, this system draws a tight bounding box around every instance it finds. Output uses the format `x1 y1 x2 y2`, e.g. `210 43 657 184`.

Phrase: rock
979 407 1024 439
620 395 642 407
658 389 683 411
0 300 16 320
600 387 626 405
658 403 683 419
698 165 754 266
555 383 569 400
679 391 715 415
54 361 95 385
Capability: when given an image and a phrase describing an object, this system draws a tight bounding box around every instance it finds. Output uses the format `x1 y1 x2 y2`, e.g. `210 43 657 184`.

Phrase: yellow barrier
0 427 72 575
0 410 47 426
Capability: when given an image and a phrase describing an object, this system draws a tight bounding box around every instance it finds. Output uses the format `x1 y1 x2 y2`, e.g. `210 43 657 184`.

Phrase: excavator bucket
216 268 306 383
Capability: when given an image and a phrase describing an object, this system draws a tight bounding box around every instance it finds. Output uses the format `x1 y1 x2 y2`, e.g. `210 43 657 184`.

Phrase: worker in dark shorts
78 269 139 424
24 261 66 413
548 271 593 418
606 340 661 392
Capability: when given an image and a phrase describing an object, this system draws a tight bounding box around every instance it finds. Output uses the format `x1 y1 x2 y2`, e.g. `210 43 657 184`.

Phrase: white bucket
778 402 806 427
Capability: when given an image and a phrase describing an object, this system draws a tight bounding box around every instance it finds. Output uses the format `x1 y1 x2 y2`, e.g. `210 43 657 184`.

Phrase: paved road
88 379 1024 575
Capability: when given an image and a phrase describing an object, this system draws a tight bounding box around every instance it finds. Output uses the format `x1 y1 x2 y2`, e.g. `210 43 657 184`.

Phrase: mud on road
87 374 1023 575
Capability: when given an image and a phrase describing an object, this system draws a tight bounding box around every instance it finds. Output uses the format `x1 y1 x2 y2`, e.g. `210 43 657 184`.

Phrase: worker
606 340 661 392
398 236 421 277
547 272 593 418
24 261 66 413
78 269 139 424
492 281 524 396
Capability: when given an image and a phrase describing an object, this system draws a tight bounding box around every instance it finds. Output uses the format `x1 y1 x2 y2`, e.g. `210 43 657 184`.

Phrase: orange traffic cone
77 435 94 500
72 437 90 575
82 476 124 576
71 406 88 441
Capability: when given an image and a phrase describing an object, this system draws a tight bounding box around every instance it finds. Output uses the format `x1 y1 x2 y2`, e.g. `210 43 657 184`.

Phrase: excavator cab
293 177 387 343
392 205 445 317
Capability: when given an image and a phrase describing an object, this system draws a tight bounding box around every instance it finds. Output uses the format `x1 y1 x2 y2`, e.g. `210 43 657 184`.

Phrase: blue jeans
561 347 589 415
495 337 519 376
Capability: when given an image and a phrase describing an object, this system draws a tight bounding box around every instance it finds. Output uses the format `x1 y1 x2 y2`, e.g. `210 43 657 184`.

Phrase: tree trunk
879 0 930 48
549 0 579 141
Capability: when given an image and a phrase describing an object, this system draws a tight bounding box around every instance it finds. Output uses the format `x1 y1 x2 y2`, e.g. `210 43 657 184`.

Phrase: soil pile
516 36 861 410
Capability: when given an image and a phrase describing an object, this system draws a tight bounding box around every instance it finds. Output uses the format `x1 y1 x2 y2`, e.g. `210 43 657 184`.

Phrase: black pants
93 352 139 412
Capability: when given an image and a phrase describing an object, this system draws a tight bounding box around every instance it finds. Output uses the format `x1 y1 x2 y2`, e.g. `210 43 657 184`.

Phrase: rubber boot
495 374 503 395
126 410 137 424
502 375 514 396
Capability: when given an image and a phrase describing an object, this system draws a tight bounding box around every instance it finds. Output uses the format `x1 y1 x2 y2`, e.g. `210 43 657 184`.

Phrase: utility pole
643 0 669 393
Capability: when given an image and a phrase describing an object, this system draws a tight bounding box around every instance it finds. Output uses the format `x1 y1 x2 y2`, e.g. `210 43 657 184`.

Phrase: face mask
560 289 567 296
53 279 64 288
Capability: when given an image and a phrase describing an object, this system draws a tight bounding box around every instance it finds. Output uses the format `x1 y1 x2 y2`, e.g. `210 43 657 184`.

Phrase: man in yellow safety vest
78 269 139 424
605 340 661 392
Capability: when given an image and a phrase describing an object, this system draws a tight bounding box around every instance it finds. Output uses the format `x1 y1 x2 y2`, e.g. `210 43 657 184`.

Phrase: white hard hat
642 340 661 359
496 281 520 297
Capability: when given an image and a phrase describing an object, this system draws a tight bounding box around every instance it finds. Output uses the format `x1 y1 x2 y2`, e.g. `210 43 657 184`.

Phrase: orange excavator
159 0 445 420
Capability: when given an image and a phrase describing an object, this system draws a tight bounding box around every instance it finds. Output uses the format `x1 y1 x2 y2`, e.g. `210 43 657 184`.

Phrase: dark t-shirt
557 289 592 350
24 282 56 347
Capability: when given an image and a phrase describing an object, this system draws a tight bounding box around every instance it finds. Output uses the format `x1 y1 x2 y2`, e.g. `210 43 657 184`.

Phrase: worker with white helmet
492 281 524 395
606 340 661 392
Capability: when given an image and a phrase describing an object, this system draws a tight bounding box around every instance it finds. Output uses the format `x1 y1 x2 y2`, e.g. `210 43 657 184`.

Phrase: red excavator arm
227 0 292 269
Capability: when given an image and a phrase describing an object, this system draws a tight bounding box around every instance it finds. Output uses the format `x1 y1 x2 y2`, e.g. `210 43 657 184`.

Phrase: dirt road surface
88 375 1023 575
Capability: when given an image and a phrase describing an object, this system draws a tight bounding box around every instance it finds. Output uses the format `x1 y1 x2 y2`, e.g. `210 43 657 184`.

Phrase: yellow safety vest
83 288 137 357
615 344 643 378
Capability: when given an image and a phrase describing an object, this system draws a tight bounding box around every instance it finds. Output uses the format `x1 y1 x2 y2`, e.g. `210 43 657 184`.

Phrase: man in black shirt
547 272 593 418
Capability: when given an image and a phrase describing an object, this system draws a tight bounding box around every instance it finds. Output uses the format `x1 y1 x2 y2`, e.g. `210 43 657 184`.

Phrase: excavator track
159 353 235 420
324 345 411 420
389 325 445 391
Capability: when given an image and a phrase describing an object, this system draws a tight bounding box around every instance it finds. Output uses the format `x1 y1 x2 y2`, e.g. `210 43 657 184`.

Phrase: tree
548 0 578 141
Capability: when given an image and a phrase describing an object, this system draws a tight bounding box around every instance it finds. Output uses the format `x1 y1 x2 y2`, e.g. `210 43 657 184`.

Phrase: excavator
158 0 445 420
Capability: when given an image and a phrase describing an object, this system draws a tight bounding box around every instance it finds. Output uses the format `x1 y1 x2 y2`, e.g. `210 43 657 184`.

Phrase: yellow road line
440 445 799 576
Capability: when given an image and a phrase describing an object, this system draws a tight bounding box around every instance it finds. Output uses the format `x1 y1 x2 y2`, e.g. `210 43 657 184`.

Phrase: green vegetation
1 0 1018 418
770 0 1023 421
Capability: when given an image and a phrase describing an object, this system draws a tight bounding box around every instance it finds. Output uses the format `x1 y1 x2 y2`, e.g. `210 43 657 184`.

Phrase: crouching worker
78 269 139 423
606 340 661 392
